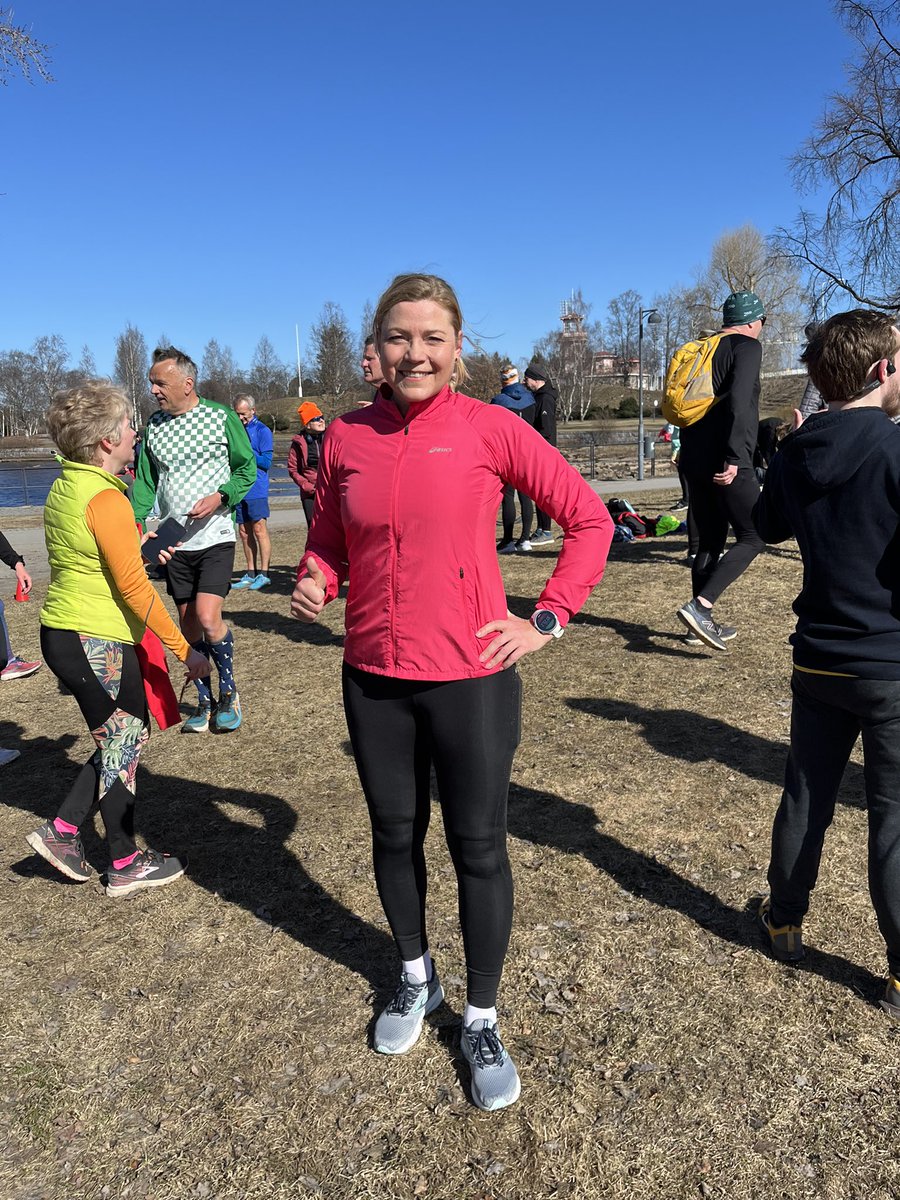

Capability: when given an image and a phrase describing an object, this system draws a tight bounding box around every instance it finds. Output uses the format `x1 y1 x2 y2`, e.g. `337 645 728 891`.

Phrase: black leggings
342 663 521 1007
501 484 533 543
41 626 149 862
684 466 765 606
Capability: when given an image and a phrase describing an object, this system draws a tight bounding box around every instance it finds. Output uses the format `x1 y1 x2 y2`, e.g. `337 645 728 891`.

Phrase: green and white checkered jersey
136 399 254 552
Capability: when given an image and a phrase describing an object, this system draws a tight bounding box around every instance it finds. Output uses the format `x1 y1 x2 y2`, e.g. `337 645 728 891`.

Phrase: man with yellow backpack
665 291 767 651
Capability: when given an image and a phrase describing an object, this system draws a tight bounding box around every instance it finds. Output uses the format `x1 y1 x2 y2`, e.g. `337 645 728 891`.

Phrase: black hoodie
754 407 900 678
531 381 558 446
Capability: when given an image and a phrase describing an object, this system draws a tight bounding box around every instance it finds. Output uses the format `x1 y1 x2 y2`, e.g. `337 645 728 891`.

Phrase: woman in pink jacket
291 274 613 1111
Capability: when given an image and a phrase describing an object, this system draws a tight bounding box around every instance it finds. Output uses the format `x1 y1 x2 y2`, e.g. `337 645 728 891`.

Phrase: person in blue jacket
490 366 536 553
232 394 274 590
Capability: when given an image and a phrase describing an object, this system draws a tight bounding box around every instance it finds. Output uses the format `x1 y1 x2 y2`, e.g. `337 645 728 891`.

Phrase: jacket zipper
388 417 412 665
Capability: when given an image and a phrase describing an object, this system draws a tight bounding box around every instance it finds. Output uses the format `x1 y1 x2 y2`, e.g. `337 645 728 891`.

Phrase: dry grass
1 501 898 1200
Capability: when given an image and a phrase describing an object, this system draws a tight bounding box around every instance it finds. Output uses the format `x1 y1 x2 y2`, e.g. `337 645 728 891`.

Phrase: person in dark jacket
287 402 327 528
675 291 767 651
523 364 559 543
490 366 536 553
753 308 900 1019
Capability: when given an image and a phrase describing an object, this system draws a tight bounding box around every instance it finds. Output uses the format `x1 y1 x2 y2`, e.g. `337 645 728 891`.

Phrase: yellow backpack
661 334 722 427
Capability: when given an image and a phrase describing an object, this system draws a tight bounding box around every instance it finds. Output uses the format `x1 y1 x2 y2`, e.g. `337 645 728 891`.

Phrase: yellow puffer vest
41 459 145 644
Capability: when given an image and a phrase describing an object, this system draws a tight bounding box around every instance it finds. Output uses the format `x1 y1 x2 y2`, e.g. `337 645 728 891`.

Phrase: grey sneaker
25 821 92 882
685 623 737 647
460 1019 521 1111
515 539 532 552
676 598 728 651
497 541 517 556
531 529 555 545
881 977 900 1019
106 848 186 898
374 969 444 1054
758 897 805 963
182 698 213 733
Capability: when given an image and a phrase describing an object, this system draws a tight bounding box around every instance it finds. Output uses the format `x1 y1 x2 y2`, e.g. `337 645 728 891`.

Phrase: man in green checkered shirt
131 346 256 733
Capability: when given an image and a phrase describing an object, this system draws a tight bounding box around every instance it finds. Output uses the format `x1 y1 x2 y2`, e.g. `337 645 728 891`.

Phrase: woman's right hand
291 556 327 622
184 648 212 680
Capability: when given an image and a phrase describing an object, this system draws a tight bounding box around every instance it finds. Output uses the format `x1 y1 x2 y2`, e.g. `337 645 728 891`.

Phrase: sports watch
530 609 564 638
218 489 229 506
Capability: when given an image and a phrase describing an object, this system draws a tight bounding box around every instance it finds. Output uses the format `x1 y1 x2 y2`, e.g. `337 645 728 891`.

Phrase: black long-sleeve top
678 334 762 474
754 407 900 678
0 531 24 570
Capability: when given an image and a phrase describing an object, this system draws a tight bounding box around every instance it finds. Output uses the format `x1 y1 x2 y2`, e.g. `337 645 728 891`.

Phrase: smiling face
234 400 254 425
148 358 196 415
378 300 462 411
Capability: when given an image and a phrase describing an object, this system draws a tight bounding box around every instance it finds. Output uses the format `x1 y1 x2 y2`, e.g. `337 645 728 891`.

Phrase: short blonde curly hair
46 381 130 465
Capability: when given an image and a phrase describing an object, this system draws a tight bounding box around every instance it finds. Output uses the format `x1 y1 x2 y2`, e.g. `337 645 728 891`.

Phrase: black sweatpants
768 669 900 976
342 663 521 1007
41 626 149 862
684 466 764 606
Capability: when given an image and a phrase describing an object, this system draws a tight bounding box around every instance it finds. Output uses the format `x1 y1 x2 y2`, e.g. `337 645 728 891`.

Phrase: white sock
402 950 433 984
464 1004 497 1028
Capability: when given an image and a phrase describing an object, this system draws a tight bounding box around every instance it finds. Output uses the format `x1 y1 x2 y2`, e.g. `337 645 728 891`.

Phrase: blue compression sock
208 629 236 695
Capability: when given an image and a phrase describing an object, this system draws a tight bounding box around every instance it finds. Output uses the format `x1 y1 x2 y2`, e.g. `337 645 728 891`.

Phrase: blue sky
3 0 851 376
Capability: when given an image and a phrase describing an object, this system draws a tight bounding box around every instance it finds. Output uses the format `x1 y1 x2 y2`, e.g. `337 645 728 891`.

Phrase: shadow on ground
2 723 394 997
506 780 882 1005
566 694 866 807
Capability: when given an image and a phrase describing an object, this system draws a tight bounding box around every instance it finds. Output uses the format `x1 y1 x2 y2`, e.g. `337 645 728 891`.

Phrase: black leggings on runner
342 663 521 1007
684 466 765 606
501 484 534 544
41 626 149 862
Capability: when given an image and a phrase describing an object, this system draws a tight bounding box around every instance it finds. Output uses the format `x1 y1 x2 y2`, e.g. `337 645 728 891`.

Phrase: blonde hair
47 381 130 465
373 273 469 391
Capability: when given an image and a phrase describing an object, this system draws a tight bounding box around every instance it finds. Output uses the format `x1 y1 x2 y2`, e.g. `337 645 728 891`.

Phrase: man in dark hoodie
523 364 558 543
753 308 900 1018
675 291 767 651
491 365 536 553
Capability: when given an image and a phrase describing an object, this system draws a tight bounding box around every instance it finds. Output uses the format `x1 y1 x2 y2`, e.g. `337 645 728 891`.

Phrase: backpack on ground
661 334 722 428
606 497 636 516
615 511 646 538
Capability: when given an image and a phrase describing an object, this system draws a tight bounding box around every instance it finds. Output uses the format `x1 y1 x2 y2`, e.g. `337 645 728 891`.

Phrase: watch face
534 610 558 634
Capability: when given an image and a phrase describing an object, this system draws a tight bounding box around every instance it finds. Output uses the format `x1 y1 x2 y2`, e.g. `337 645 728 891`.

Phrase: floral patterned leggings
40 627 149 862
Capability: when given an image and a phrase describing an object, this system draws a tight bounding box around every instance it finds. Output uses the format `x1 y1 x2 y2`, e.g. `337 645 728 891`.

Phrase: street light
637 306 662 481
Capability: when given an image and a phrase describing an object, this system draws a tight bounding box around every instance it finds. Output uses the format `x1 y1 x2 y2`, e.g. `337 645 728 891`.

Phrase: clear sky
3 0 852 376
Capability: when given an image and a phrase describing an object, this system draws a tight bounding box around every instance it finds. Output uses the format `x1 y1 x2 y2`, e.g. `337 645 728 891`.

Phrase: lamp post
637 306 662 481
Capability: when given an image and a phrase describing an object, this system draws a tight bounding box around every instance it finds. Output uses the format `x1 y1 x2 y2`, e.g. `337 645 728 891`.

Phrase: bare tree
0 6 53 85
77 344 97 379
605 290 642 372
31 334 69 403
200 339 244 404
0 349 44 435
359 300 375 357
686 225 808 370
113 324 150 426
533 292 603 421
774 1 900 308
463 352 505 404
249 335 290 405
310 302 357 404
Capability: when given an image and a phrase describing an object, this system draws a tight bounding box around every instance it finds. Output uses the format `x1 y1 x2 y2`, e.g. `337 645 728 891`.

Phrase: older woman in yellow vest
25 382 209 898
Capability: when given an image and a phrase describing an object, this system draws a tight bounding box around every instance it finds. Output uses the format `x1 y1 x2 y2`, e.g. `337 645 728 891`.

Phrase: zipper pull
404 423 409 436
459 567 464 578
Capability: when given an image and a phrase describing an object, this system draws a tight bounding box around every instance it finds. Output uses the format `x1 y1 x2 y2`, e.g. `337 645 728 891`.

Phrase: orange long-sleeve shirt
84 489 191 661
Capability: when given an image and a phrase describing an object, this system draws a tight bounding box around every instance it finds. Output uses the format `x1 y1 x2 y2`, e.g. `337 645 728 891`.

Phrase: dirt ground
1 496 897 1200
